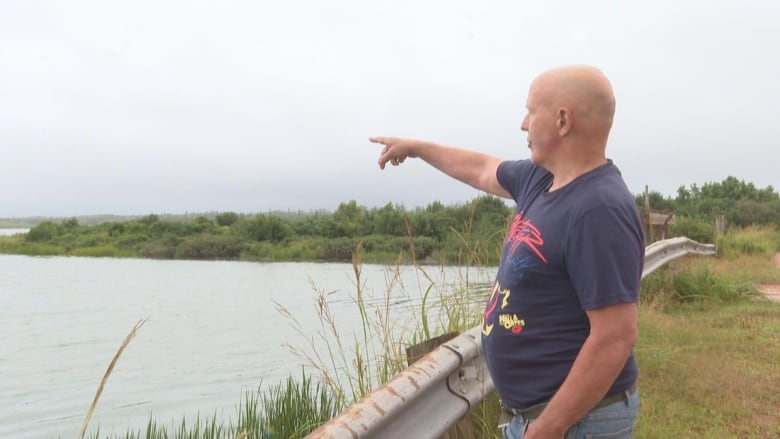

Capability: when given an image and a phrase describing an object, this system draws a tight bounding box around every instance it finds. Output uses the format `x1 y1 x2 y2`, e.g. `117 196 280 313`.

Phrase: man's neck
548 156 608 192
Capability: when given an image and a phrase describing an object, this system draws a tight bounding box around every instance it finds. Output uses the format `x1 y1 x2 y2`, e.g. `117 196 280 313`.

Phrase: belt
501 383 637 421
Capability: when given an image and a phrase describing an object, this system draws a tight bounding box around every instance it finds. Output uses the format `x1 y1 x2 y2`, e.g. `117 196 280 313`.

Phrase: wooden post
644 186 653 243
715 215 727 235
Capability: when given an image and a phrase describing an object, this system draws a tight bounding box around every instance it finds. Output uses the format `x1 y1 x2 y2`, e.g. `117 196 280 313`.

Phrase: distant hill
0 209 334 228
0 215 138 228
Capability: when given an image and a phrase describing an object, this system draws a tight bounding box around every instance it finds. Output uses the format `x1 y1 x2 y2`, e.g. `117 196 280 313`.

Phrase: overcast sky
1 0 778 217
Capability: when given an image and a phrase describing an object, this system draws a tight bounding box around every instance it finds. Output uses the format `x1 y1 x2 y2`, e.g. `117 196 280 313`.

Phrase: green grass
716 225 778 259
0 235 65 256
84 373 337 439
635 302 780 439
71 245 134 258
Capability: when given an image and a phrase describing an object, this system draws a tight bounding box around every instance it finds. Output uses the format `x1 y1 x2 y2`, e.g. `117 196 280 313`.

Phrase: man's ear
557 108 572 136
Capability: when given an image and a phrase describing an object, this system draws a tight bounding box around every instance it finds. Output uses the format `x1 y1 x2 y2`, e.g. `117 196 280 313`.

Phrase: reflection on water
0 254 495 438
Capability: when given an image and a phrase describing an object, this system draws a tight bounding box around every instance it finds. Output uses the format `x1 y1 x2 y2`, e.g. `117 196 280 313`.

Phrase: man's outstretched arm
369 136 510 198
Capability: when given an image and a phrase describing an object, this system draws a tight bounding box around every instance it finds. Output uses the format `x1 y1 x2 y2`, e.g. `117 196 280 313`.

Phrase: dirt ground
759 253 780 302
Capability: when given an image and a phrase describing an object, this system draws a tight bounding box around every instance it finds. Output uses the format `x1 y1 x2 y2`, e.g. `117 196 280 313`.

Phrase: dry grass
79 318 148 439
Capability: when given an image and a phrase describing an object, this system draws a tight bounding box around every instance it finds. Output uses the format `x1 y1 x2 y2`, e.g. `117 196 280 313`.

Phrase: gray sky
1 0 778 217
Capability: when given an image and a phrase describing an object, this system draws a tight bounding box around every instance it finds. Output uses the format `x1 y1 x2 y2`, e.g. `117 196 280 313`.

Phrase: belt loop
624 389 630 407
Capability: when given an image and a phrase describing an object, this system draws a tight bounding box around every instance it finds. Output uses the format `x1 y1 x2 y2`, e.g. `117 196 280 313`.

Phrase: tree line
5 176 778 264
15 196 513 264
638 176 779 242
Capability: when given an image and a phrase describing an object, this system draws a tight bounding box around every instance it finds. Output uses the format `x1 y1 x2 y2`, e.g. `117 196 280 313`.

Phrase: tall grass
71 245 134 258
84 374 337 439
640 225 779 308
716 224 778 259
276 231 493 408
0 235 65 255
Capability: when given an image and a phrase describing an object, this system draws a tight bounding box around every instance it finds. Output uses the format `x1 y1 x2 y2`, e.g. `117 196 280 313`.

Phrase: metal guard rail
306 237 716 438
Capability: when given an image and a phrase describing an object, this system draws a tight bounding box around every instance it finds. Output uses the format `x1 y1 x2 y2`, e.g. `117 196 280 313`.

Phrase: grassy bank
635 301 779 438
76 226 780 438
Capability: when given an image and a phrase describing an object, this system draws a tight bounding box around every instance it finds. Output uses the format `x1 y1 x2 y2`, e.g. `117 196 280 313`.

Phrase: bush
138 242 177 259
232 216 293 243
26 221 60 242
116 233 151 249
215 212 240 227
320 237 359 261
673 265 758 303
268 239 320 261
76 234 109 248
174 235 243 259
669 216 715 243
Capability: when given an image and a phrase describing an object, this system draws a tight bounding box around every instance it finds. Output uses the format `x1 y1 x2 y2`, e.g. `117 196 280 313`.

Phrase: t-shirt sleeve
497 160 545 201
565 205 644 309
497 160 523 198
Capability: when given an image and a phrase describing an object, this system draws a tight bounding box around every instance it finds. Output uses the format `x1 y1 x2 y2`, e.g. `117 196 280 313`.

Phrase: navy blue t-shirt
481 159 644 410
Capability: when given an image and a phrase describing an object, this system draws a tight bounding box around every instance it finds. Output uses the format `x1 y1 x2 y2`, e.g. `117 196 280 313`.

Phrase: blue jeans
502 389 639 439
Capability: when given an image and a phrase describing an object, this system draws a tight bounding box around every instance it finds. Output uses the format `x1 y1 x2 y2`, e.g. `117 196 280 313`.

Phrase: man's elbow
620 324 638 350
589 304 638 354
612 315 638 356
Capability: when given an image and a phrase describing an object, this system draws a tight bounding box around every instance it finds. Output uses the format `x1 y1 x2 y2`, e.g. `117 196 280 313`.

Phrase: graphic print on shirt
482 282 525 336
505 210 548 264
482 211 546 337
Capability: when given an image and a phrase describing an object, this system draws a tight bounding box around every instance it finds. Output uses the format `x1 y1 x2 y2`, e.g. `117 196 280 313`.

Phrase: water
0 254 495 438
0 228 29 236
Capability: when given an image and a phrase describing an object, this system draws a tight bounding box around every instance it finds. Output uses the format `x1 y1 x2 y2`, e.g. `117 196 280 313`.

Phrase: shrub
26 221 60 242
76 234 109 248
215 212 240 227
669 216 715 243
269 239 319 261
116 233 151 249
138 242 177 259
319 237 359 261
232 216 293 243
673 265 758 303
174 235 243 259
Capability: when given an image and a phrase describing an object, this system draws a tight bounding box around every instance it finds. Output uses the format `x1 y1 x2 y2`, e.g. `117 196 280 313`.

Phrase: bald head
533 65 616 138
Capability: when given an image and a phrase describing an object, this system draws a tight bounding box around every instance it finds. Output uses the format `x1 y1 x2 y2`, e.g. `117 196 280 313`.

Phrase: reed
80 318 148 439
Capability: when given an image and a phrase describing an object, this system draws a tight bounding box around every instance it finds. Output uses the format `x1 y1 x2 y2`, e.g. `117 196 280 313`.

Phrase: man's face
521 78 558 168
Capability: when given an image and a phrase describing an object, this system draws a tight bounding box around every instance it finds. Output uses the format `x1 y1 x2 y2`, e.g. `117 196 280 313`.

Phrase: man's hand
369 136 419 169
524 420 566 439
369 136 510 198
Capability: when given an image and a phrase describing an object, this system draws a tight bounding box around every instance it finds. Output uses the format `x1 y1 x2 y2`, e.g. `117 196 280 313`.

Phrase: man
369 65 644 439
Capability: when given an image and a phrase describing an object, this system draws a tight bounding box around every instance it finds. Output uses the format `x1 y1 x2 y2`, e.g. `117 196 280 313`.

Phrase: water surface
0 254 494 438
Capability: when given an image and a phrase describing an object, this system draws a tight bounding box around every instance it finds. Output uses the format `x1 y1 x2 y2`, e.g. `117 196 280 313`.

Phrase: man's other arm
525 302 638 439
